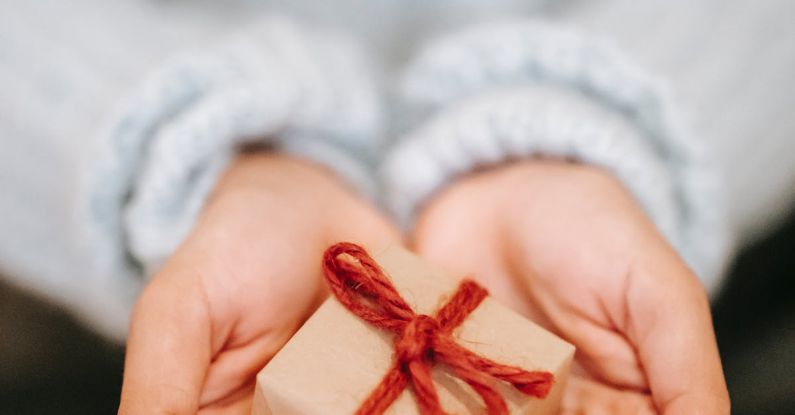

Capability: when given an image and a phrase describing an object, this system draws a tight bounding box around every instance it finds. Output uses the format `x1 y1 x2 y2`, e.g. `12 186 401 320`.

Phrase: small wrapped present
252 243 574 414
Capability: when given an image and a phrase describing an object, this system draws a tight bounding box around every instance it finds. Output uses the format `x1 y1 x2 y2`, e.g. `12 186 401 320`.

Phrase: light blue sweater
2 0 794 341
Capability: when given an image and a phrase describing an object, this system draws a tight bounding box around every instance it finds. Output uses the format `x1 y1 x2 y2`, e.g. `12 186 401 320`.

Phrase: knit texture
382 20 730 291
3 1 795 339
88 15 382 278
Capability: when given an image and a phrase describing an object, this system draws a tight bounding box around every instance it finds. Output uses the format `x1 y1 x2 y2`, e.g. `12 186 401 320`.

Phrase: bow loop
323 242 415 330
323 243 554 415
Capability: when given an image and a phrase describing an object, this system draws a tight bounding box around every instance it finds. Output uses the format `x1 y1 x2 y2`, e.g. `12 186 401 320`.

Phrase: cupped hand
412 159 729 414
118 153 400 414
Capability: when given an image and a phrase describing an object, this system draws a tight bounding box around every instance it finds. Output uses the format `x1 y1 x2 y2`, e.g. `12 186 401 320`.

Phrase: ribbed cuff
87 15 382 277
382 19 731 292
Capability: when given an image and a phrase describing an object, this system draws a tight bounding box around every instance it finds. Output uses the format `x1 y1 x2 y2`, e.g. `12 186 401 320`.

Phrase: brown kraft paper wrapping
252 244 574 414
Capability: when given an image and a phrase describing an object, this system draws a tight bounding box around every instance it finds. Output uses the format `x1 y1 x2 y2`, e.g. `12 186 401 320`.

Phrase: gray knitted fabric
382 20 729 291
1 0 794 339
91 16 382 279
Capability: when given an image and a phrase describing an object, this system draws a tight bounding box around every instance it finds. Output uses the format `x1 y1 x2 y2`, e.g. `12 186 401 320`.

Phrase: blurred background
1 1 794 414
1 211 793 414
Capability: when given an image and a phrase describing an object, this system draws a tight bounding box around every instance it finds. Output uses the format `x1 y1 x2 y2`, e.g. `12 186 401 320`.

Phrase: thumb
118 263 212 414
626 250 730 414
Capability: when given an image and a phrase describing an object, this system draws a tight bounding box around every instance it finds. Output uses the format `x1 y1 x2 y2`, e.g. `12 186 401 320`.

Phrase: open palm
412 160 729 414
118 154 399 414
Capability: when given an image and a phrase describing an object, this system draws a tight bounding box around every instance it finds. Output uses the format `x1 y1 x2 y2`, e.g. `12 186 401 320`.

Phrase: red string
322 242 555 415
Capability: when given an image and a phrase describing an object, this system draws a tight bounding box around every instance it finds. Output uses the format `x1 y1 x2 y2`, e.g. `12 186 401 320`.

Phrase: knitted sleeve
89 16 382 278
381 20 731 292
0 11 381 340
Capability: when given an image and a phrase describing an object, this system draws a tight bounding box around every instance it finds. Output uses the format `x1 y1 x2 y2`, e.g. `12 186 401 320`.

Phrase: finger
519 261 651 391
626 249 730 414
198 382 254 415
119 265 213 414
554 306 650 390
562 375 655 415
199 325 299 405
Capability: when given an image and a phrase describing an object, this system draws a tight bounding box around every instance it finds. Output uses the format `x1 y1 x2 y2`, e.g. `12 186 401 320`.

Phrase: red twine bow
322 242 554 415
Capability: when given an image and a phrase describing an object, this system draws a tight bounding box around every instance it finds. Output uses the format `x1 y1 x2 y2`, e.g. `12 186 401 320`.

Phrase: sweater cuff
382 20 731 292
87 15 382 277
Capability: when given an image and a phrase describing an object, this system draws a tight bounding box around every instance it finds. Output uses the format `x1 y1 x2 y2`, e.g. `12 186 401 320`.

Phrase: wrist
421 159 630 216
202 151 400 249
474 159 625 197
209 152 354 207
416 159 652 245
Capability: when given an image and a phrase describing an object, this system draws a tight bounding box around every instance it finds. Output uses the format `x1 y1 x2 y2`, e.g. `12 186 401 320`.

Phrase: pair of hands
118 153 729 414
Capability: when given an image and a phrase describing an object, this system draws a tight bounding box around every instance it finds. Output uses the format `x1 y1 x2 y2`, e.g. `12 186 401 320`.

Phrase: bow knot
323 243 554 415
396 315 441 365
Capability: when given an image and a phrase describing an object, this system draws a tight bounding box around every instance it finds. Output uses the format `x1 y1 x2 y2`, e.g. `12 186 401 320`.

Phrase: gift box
252 243 574 414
